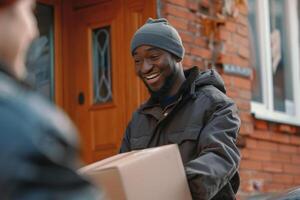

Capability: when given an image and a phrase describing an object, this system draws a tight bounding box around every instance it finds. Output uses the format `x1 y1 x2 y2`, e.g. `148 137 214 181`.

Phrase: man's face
0 0 38 78
133 45 178 95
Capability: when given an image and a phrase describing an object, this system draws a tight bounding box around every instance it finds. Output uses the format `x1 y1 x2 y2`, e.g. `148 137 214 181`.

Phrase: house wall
158 0 300 199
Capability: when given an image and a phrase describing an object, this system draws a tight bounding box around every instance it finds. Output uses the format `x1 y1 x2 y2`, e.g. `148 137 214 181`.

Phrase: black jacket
120 67 241 200
0 65 101 200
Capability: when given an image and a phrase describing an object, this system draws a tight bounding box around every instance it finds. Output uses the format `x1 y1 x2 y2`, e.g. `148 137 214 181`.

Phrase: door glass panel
269 0 294 114
92 26 112 104
26 3 54 100
248 0 263 103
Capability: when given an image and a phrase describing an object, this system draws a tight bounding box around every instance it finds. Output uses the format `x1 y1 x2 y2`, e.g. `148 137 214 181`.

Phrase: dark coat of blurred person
0 0 102 199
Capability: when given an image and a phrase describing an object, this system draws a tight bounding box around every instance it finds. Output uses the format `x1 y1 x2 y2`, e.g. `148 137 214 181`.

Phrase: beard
144 68 177 102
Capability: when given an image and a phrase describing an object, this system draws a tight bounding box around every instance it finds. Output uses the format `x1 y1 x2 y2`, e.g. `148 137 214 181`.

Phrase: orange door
63 0 155 163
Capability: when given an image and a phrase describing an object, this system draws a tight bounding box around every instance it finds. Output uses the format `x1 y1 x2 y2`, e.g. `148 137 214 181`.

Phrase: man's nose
141 60 153 74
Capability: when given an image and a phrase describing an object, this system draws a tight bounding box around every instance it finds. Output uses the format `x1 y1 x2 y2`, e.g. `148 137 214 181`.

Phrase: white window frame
250 0 300 126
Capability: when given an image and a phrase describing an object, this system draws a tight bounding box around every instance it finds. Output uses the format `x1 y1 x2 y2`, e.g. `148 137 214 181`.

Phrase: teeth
146 73 160 80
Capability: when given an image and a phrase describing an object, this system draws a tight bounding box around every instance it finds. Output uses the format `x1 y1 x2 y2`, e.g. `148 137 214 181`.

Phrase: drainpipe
156 0 162 18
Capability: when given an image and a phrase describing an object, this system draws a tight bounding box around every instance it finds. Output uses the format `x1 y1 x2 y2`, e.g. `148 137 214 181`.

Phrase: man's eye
134 59 141 64
150 55 159 60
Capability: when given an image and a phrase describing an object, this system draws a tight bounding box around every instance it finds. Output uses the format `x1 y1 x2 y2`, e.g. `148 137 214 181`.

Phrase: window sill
251 102 300 126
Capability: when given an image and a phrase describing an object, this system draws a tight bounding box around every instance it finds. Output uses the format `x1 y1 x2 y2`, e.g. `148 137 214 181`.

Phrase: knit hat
131 18 185 60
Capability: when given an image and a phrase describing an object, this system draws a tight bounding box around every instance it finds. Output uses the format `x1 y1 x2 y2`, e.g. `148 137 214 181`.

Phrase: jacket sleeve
0 108 102 200
119 121 132 153
185 98 241 200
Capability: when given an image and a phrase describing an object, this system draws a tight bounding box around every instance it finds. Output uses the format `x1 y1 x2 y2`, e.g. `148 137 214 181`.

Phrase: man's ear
171 54 181 63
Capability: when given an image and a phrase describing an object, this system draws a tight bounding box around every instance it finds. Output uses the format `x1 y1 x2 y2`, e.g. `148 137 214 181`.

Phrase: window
26 3 55 100
248 0 300 125
92 26 113 104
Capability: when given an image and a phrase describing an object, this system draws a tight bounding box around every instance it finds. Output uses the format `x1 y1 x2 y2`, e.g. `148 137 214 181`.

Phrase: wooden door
63 0 155 163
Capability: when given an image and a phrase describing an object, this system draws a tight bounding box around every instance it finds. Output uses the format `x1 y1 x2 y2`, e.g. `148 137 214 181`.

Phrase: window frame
250 0 300 126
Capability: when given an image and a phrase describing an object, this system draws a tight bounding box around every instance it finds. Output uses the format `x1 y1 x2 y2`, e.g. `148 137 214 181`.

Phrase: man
0 0 101 199
120 18 241 200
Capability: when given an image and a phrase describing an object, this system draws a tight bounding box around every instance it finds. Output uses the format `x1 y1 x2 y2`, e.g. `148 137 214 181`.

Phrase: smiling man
120 18 241 200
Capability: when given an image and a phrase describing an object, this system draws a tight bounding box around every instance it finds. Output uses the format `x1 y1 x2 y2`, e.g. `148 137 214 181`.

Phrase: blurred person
120 18 241 200
0 0 102 199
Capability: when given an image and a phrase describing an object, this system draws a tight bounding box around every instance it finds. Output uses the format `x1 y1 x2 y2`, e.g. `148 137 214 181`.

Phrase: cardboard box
79 144 192 200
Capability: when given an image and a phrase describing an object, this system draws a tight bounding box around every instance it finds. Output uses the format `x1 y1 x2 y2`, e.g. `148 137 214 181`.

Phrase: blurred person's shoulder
0 70 79 149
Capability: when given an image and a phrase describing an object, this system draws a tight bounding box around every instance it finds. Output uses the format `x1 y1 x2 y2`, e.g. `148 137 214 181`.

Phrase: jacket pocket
130 135 151 150
167 127 200 144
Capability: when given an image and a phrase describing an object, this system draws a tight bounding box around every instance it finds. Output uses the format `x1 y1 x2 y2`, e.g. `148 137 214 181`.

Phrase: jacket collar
0 61 32 90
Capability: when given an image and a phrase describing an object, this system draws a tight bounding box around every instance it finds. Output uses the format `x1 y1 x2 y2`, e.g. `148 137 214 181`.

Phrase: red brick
270 133 290 144
187 0 198 11
237 3 248 16
182 55 193 67
194 37 207 47
239 122 253 135
235 99 251 111
264 183 288 192
272 174 294 184
270 152 291 162
240 149 250 159
225 21 237 32
240 112 253 123
246 138 257 149
179 31 193 43
240 181 254 192
278 144 298 153
239 170 252 180
269 123 280 132
165 4 190 19
184 45 192 54
238 46 250 59
255 120 268 130
243 149 272 162
262 162 283 173
251 130 272 141
240 160 262 170
199 0 209 7
168 16 188 31
279 124 297 134
191 47 212 59
237 24 249 37
294 176 300 184
226 88 238 98
291 155 300 164
290 135 300 145
233 34 249 47
252 172 272 180
284 164 300 175
231 76 251 90
232 55 249 67
226 43 238 54
216 29 231 41
256 140 278 151
237 15 248 26
187 22 199 33
218 54 232 64
238 90 251 100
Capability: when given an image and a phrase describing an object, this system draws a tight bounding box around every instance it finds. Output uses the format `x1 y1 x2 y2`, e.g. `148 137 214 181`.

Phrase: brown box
79 144 192 200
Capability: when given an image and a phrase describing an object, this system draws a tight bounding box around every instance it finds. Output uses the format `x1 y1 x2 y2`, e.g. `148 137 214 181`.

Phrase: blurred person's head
0 0 38 80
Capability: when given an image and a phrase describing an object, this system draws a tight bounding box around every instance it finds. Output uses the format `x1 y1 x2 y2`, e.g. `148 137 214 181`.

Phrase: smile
144 73 161 80
143 72 161 85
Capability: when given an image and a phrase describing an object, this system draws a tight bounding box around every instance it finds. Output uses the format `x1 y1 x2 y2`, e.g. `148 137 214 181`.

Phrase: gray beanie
131 18 185 60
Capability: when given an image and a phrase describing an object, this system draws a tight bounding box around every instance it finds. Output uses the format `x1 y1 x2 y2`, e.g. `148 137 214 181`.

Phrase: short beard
144 68 177 102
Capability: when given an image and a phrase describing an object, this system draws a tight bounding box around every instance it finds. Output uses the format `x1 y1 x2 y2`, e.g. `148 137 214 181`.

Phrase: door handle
78 92 85 105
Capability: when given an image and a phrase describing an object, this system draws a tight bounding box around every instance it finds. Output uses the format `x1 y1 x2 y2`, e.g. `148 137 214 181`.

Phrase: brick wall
159 0 300 199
